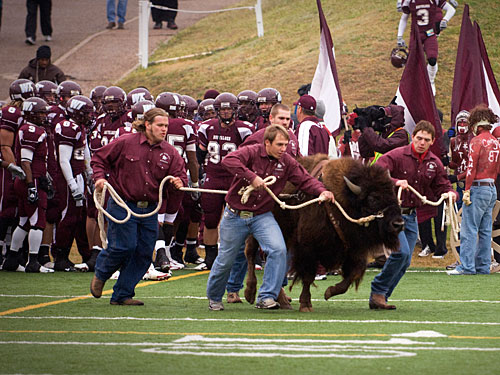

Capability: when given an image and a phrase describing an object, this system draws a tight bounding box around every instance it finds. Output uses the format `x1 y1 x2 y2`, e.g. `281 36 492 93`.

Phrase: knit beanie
36 45 51 60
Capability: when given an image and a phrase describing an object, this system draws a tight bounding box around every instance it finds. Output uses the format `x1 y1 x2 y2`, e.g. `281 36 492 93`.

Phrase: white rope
149 5 255 14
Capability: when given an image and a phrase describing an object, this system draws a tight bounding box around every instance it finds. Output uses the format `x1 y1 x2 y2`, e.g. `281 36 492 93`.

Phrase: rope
397 185 460 241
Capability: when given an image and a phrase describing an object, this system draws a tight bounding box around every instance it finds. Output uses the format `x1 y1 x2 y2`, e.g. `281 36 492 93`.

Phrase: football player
255 88 281 130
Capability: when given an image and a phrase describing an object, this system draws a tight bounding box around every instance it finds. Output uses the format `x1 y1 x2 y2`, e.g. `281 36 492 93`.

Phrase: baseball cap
294 94 316 111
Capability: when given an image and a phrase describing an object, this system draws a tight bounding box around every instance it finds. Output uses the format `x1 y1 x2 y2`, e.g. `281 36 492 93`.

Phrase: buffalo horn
343 176 362 195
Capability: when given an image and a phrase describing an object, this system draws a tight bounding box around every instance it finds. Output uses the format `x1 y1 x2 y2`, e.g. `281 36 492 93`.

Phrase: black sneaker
25 260 54 273
154 248 170 272
167 21 178 30
170 245 185 265
2 251 21 271
54 258 76 272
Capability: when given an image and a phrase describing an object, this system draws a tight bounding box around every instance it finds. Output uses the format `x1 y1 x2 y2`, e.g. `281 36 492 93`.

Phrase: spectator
106 0 128 29
19 45 66 84
295 94 329 156
151 0 178 30
25 0 52 45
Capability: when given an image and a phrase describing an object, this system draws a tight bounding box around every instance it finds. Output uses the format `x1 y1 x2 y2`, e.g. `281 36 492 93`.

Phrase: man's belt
227 205 254 218
401 207 415 215
127 200 151 208
472 181 495 187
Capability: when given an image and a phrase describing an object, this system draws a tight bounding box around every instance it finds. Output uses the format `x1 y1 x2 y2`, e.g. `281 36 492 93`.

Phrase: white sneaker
255 264 263 270
208 299 224 311
39 265 55 273
110 270 120 280
169 259 185 270
43 261 55 269
194 262 208 271
16 265 26 272
418 246 432 257
43 35 52 41
143 264 170 280
74 262 90 272
315 274 327 281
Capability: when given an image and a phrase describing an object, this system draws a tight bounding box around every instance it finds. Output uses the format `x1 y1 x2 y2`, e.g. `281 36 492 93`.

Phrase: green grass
0 267 498 374
119 0 500 127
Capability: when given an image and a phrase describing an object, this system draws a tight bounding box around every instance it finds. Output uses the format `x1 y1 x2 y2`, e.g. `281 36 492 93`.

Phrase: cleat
74 263 90 272
110 270 120 280
154 248 171 272
194 262 208 271
25 261 54 273
418 246 432 257
143 264 171 280
2 251 21 271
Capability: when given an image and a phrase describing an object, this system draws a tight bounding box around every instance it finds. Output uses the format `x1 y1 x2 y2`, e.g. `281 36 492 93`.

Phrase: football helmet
22 97 50 126
181 95 198 119
197 99 216 121
390 46 409 68
257 88 281 119
131 100 156 121
56 81 82 106
237 90 258 121
102 86 126 117
155 92 182 117
66 95 94 126
126 87 154 108
90 85 107 111
35 80 58 105
214 92 238 125
9 79 36 101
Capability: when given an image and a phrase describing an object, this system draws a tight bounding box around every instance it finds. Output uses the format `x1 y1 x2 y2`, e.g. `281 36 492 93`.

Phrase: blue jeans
457 185 496 274
95 199 158 303
107 0 128 23
371 212 417 299
207 208 287 303
226 250 248 293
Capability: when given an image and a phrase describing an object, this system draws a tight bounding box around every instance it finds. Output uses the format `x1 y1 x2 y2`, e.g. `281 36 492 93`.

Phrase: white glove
396 0 403 12
7 163 26 180
190 181 201 201
397 36 407 48
449 0 458 8
440 19 448 31
68 178 84 201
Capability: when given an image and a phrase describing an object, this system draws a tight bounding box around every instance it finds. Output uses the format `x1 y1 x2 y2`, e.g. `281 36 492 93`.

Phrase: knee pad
428 57 437 66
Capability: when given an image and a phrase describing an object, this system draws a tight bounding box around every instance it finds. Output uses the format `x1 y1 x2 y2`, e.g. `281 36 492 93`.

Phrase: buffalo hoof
299 304 313 312
244 286 257 305
324 286 336 300
277 288 293 310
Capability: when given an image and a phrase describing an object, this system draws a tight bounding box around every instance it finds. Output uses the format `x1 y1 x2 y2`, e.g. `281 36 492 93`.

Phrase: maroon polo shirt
91 132 187 213
376 144 455 209
222 143 326 215
240 127 300 158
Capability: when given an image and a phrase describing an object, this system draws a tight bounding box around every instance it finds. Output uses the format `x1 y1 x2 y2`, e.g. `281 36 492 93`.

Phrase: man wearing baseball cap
294 94 329 156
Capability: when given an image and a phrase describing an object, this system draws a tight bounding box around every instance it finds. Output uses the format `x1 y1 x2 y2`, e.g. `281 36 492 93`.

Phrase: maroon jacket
376 144 455 209
91 132 187 214
222 143 325 215
240 127 300 158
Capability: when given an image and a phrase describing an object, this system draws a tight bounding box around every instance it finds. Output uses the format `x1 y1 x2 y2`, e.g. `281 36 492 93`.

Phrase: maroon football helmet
56 81 82 106
9 79 36 101
257 88 281 119
131 100 156 121
66 95 94 126
90 85 107 112
181 95 198 120
237 90 258 122
35 80 58 105
390 46 409 68
155 92 182 118
22 97 50 126
197 99 216 121
102 86 126 117
214 92 238 125
126 87 154 108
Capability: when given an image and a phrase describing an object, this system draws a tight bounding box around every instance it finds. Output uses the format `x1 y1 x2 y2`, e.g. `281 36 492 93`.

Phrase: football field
0 268 498 375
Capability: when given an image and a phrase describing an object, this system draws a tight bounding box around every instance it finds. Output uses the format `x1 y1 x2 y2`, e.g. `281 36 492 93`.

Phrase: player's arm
0 129 16 165
397 13 409 47
20 148 34 185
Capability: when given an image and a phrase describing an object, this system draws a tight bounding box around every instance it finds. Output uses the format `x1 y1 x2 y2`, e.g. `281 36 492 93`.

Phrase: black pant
418 203 448 255
25 0 52 39
151 0 177 23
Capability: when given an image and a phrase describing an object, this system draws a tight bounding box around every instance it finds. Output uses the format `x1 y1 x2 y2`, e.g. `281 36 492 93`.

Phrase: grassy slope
119 0 500 127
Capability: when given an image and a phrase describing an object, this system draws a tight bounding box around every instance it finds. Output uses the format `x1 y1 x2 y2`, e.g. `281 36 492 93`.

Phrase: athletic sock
204 244 218 270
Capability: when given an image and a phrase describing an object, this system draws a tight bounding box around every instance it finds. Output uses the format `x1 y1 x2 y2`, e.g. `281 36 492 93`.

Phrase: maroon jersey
55 119 87 176
402 0 447 39
48 105 67 129
0 105 23 134
240 127 299 158
166 118 197 159
114 125 136 139
15 122 48 178
295 116 330 156
198 118 254 179
89 111 132 153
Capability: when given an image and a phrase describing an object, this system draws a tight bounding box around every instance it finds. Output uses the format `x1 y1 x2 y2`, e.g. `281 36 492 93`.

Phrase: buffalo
244 155 404 312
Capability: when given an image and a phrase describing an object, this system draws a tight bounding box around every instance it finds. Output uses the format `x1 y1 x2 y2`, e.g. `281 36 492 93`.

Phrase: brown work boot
369 293 396 310
90 275 105 298
227 292 242 303
110 298 144 306
106 22 116 29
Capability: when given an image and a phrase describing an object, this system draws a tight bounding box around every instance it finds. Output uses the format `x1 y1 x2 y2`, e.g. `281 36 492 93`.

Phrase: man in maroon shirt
90 108 186 306
371 120 457 309
206 124 334 311
449 106 500 275
295 95 329 156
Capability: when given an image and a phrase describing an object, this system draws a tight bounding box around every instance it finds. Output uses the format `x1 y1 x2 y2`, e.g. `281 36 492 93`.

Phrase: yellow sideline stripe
0 271 209 317
0 330 498 340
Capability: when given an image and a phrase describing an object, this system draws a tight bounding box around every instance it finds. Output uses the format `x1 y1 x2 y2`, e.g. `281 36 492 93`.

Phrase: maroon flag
309 0 343 136
394 18 443 157
475 22 500 122
450 4 487 126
